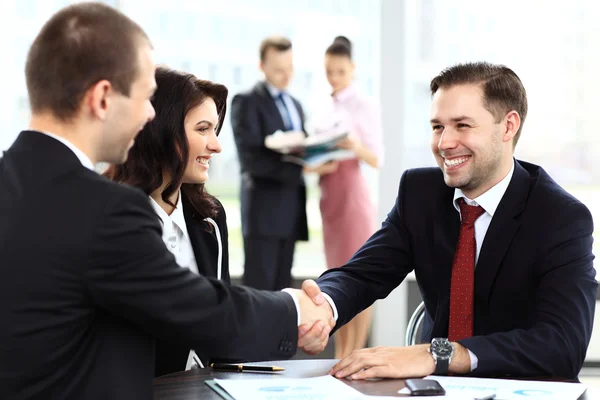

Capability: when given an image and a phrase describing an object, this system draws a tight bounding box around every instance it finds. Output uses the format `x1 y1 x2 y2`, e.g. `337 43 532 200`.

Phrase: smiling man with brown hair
0 4 332 399
299 62 597 381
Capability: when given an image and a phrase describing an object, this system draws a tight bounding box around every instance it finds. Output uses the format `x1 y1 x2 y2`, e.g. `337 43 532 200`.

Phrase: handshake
285 280 336 355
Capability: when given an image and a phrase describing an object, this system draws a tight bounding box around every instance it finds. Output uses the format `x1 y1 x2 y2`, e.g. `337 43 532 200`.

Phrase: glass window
0 0 382 278
232 66 242 86
402 0 600 255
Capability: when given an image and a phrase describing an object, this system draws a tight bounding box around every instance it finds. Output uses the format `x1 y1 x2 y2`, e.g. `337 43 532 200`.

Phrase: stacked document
265 129 354 168
264 130 307 154
207 374 588 400
207 375 365 400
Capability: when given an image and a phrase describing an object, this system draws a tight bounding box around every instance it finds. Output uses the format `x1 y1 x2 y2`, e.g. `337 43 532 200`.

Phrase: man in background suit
0 4 332 399
231 36 309 291
297 62 597 379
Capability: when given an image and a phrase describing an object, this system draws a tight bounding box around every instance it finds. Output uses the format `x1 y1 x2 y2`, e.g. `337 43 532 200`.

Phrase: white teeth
444 156 469 167
196 157 209 165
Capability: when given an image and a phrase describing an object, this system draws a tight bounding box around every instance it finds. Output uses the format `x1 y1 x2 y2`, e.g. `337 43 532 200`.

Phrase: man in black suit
0 4 333 399
231 36 308 291
297 62 597 380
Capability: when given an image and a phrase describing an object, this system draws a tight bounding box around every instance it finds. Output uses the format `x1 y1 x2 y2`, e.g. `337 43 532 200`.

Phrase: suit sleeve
460 201 597 379
316 170 414 330
85 188 297 361
230 93 303 183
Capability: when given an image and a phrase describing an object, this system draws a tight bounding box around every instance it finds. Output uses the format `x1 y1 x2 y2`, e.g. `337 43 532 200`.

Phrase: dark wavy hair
104 66 228 219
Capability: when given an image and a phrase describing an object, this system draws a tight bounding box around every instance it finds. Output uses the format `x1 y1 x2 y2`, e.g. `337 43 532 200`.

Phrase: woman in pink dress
309 36 383 358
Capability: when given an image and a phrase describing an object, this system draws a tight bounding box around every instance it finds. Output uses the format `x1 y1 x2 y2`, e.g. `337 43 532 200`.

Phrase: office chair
405 301 426 346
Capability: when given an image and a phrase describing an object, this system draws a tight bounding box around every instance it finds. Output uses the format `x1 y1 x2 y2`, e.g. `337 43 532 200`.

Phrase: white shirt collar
149 190 189 240
453 160 515 217
41 131 95 170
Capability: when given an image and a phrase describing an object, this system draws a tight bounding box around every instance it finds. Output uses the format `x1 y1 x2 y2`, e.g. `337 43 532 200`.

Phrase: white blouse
149 191 198 275
149 191 202 369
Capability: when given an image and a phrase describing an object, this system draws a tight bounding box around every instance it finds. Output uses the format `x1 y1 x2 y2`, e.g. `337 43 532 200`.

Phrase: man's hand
291 280 335 355
329 342 471 379
329 345 435 379
297 319 332 355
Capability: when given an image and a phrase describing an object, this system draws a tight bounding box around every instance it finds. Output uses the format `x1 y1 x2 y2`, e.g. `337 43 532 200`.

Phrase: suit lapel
256 82 287 131
474 161 530 305
181 196 217 278
292 98 306 132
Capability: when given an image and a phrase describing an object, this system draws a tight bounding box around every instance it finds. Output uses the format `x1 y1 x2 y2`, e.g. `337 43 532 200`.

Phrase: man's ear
502 110 521 144
85 80 113 121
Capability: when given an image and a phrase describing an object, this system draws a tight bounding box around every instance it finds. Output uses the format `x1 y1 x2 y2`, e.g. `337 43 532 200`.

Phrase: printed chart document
397 376 587 399
265 129 353 167
212 375 365 400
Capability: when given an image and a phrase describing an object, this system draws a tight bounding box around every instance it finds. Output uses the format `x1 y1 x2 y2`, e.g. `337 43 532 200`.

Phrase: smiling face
100 43 157 164
181 97 222 184
430 84 517 199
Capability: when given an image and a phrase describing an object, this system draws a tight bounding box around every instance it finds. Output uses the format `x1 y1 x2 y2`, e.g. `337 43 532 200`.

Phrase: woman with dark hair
308 36 383 359
104 66 230 377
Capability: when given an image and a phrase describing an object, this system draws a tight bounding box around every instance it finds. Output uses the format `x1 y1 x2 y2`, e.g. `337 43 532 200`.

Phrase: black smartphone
405 379 446 396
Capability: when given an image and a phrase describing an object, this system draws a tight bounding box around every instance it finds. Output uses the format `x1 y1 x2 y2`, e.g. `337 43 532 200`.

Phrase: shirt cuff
321 292 339 321
281 289 301 326
467 349 478 371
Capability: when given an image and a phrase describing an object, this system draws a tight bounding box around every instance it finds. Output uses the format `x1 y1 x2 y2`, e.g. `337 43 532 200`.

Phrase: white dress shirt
453 161 515 266
265 82 302 132
322 161 515 372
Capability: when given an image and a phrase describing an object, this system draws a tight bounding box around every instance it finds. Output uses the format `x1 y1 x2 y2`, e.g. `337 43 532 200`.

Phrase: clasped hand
287 280 335 355
293 280 435 377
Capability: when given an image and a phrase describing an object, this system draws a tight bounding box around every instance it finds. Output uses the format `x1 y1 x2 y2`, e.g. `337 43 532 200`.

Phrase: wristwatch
428 337 454 375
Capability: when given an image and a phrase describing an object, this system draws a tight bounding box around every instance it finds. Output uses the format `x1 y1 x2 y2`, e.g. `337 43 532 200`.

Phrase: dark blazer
317 160 597 379
231 81 308 240
0 131 298 400
183 195 230 282
154 196 231 377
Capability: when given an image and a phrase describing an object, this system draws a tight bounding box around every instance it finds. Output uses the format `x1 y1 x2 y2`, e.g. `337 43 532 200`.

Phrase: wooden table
153 359 597 399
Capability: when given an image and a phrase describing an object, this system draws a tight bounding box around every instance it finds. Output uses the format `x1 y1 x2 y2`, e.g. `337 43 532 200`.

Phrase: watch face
431 339 453 358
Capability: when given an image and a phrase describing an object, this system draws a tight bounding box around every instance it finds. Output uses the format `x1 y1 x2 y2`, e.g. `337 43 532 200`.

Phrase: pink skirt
319 159 377 269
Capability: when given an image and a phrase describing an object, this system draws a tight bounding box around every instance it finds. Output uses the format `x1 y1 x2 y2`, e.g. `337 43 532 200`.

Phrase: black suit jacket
154 196 231 377
317 160 597 379
0 131 297 399
183 195 230 282
231 81 308 240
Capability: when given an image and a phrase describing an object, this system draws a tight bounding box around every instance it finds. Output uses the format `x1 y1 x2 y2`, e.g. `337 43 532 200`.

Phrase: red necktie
448 198 485 341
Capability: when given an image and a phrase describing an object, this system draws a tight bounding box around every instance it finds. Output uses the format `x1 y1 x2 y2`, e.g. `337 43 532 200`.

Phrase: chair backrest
405 301 426 346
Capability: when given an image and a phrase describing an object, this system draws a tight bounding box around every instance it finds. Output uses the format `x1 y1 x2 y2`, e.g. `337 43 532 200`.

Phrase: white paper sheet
395 376 587 399
214 375 365 400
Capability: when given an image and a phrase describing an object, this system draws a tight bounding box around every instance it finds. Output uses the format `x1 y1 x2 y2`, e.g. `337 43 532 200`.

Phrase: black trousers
242 236 297 290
